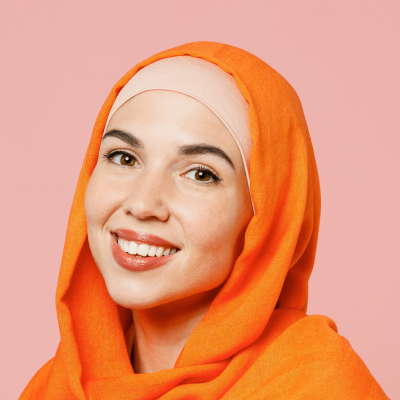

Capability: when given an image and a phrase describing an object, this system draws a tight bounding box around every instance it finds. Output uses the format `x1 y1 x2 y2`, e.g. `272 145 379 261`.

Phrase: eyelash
104 150 132 158
103 150 138 164
191 165 222 183
102 150 222 183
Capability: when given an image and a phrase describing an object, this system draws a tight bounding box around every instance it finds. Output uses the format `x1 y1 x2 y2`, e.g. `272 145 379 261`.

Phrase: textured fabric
20 42 389 400
105 56 252 180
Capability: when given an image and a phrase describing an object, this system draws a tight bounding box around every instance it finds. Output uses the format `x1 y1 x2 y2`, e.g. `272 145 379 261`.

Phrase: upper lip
112 229 180 249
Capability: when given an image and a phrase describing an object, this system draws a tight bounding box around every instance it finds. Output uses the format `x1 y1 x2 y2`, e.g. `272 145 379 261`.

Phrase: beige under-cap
105 55 252 184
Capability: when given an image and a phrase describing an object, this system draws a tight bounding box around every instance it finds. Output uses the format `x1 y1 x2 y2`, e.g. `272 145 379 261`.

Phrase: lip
113 229 179 248
111 230 179 272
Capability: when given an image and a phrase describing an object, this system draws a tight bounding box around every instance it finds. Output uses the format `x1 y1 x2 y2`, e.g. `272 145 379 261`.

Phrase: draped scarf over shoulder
20 42 388 399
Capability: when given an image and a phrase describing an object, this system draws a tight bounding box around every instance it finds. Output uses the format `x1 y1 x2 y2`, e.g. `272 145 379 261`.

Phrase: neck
131 288 219 373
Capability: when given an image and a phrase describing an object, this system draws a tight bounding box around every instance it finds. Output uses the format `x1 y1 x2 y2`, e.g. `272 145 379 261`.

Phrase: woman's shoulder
19 358 54 400
19 342 78 400
224 310 389 399
277 312 388 396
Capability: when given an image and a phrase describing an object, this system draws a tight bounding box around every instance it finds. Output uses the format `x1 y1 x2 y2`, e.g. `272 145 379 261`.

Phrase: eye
104 151 139 167
184 167 221 183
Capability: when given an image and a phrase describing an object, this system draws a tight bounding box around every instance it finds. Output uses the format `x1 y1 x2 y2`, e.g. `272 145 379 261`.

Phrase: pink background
1 1 399 398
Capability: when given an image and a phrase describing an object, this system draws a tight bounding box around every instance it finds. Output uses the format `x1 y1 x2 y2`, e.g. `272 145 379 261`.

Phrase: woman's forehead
106 91 240 153
109 91 227 130
104 56 252 175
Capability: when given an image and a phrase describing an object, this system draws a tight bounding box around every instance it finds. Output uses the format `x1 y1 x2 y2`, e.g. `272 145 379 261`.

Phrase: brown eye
120 154 136 166
106 152 139 167
195 170 211 181
184 168 220 183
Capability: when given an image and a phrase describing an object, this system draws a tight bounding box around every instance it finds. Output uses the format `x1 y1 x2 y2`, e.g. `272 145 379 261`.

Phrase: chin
104 278 178 310
97 247 232 310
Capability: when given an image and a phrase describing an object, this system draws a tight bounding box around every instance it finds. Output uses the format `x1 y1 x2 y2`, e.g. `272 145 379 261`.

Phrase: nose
122 168 170 222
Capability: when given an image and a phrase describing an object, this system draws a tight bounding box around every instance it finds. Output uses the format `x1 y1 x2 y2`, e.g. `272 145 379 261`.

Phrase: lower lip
111 237 177 271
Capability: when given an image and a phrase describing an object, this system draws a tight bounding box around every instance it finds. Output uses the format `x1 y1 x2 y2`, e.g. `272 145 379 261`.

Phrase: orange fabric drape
20 42 388 399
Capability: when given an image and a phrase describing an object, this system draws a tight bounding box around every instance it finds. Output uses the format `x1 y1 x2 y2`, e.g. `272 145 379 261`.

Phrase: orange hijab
20 42 388 399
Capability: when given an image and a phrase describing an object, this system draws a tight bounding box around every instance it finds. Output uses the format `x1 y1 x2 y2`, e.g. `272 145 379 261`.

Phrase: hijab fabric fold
20 41 388 400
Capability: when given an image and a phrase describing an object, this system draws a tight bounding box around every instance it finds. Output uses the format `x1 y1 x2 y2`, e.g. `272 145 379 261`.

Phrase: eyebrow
102 129 144 148
178 144 235 169
102 129 235 169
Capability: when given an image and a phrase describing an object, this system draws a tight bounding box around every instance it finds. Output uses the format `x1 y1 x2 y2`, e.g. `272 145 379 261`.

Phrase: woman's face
85 90 253 309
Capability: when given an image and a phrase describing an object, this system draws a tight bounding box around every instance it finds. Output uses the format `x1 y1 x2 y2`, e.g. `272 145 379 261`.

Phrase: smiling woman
86 86 253 374
19 42 388 399
87 87 252 315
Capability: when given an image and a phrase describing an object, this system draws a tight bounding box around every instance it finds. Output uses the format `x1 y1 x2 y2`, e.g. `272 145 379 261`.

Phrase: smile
117 238 178 258
111 229 180 271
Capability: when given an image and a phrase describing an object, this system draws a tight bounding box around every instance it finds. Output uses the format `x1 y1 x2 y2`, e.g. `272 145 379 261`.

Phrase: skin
85 90 253 373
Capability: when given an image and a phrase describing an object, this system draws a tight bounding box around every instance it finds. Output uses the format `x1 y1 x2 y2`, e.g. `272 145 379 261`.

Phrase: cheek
85 173 106 228
85 167 127 228
85 167 130 278
181 189 248 263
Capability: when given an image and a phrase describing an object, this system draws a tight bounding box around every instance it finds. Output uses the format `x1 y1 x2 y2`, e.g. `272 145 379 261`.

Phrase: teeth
148 246 157 257
117 238 178 257
156 247 164 257
128 241 137 255
138 244 149 256
123 240 129 253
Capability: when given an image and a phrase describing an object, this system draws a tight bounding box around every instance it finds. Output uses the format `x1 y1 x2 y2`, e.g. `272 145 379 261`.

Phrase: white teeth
128 241 137 255
123 240 129 253
138 243 150 256
148 246 157 257
117 237 178 257
156 247 164 257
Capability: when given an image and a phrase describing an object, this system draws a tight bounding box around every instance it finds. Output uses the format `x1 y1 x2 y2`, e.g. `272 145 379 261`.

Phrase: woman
20 42 388 399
